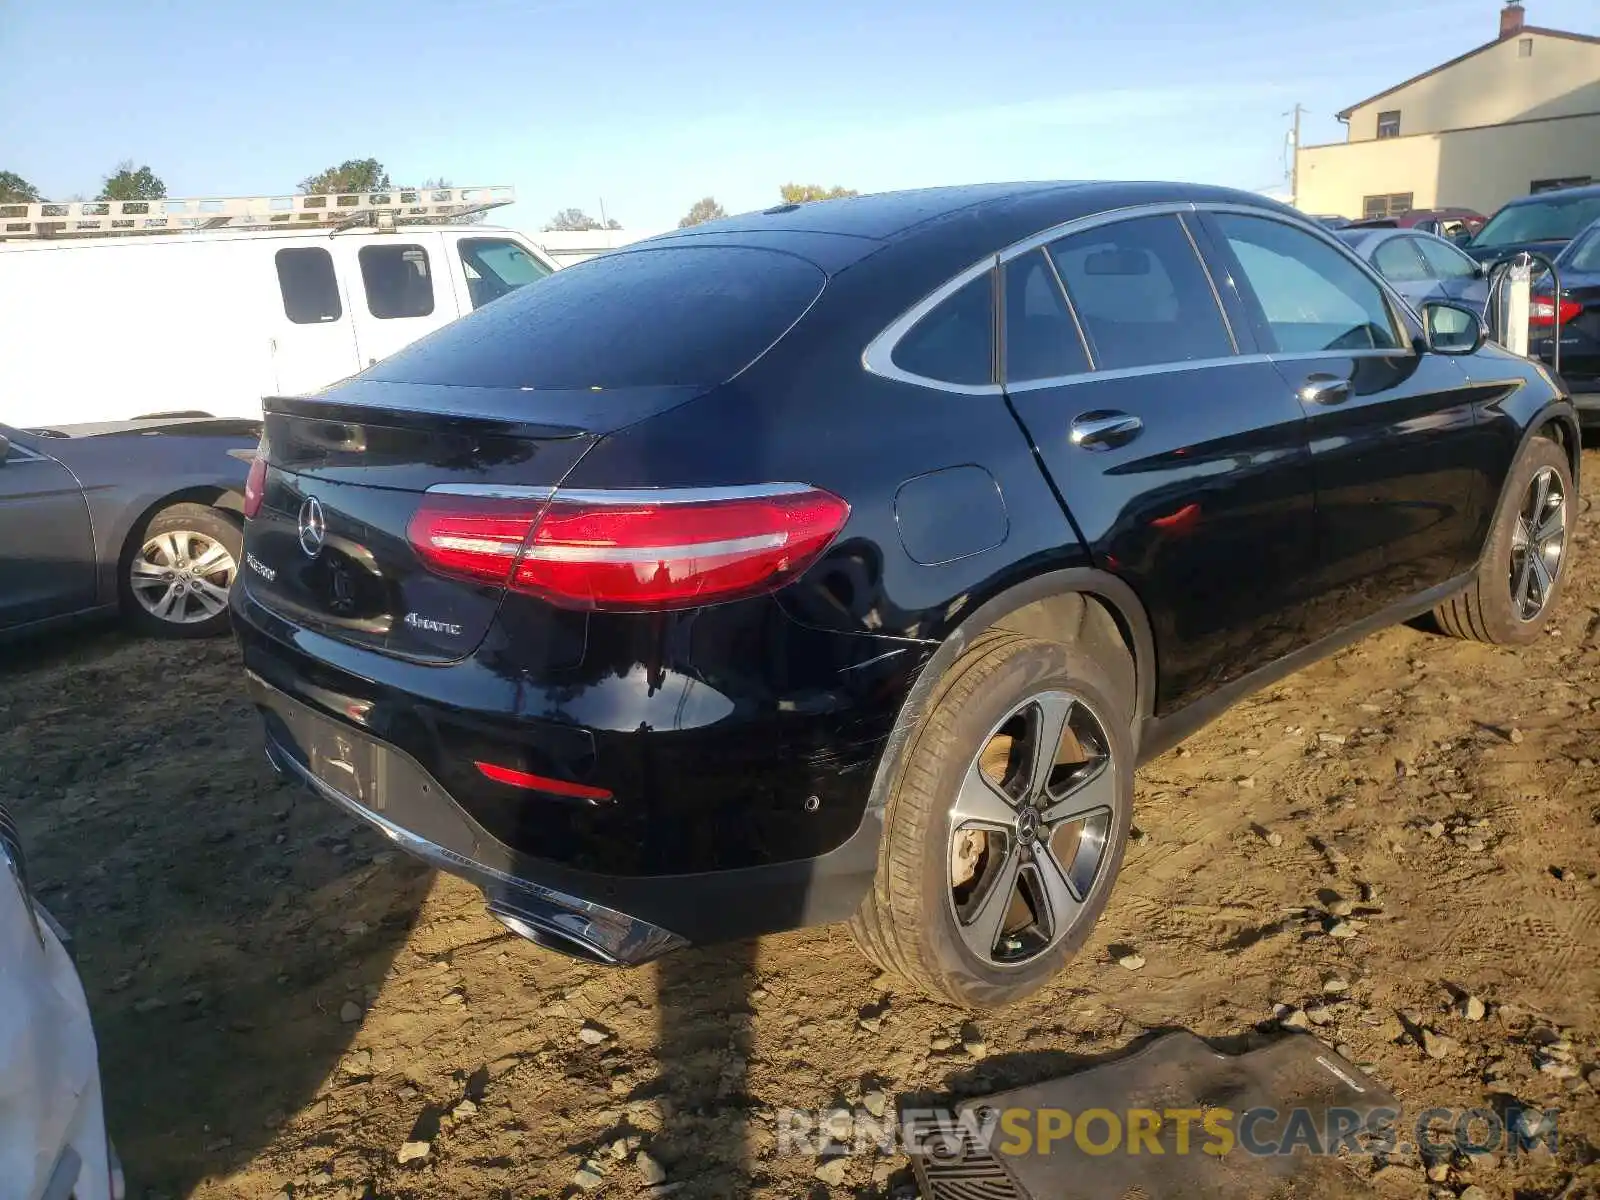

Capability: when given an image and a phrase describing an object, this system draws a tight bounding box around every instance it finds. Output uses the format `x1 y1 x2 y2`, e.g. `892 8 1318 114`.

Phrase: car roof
633 181 1293 272
1499 182 1600 207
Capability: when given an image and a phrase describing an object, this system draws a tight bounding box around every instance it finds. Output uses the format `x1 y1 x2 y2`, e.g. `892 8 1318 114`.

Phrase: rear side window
459 238 552 309
1048 215 1233 370
1372 237 1431 283
1003 250 1089 382
1212 214 1401 353
367 245 825 390
1415 237 1478 281
359 244 435 319
893 273 994 386
275 247 341 324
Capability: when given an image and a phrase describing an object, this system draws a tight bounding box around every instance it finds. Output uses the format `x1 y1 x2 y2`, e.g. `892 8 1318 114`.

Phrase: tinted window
359 244 435 319
459 238 552 310
893 273 994 386
1372 237 1430 283
275 247 341 324
1212 214 1401 353
1415 236 1478 281
1003 251 1089 382
367 246 825 390
1048 215 1232 370
1562 228 1600 272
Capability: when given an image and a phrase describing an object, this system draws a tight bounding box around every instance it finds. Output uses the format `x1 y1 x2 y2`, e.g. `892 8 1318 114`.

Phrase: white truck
0 187 556 429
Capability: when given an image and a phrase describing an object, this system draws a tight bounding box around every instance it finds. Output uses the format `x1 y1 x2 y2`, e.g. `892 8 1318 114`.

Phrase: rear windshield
365 245 825 390
1473 194 1600 249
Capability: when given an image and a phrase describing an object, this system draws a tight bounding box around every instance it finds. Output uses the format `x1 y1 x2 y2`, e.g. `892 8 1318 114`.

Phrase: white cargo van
0 187 555 429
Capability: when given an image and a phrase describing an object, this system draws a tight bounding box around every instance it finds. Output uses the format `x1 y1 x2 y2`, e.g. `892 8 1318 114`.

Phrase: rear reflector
243 454 267 519
474 760 614 801
407 484 849 611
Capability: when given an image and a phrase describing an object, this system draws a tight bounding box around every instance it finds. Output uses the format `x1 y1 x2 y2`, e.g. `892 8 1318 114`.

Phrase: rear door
332 232 458 370
0 433 95 630
1198 210 1482 637
268 243 363 394
999 212 1318 715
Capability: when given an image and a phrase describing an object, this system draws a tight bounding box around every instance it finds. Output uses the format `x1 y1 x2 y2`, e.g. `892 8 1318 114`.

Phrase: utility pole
1285 104 1305 205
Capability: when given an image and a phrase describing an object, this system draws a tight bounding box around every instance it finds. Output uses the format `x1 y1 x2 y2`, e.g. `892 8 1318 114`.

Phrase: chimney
1500 1 1525 38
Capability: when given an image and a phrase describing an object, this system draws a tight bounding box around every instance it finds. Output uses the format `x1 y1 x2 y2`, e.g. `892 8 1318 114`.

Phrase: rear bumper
252 672 887 959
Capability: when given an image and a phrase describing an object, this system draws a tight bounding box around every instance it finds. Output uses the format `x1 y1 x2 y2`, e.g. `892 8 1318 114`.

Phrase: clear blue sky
3 0 1594 232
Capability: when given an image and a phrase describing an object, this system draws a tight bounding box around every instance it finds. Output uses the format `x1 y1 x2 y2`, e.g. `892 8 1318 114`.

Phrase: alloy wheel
1508 465 1565 622
129 530 237 624
946 689 1119 968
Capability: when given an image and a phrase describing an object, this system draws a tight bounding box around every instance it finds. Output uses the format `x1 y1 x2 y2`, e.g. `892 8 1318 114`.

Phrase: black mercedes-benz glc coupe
234 182 1576 1007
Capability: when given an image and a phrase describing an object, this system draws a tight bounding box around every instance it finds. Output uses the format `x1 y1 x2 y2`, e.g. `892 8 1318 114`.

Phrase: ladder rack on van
0 186 515 240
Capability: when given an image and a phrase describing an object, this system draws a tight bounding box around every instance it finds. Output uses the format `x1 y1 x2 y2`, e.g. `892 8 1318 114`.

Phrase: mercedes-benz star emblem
297 495 327 558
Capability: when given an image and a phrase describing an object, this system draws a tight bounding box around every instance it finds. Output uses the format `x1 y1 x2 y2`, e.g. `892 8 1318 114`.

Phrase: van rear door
267 242 363 395
332 232 459 371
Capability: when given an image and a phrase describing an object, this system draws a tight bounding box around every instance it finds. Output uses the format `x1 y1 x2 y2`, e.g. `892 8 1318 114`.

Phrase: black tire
120 502 242 639
1434 437 1572 645
849 632 1135 1008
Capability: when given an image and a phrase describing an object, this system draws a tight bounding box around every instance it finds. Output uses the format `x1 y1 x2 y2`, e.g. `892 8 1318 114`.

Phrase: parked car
0 418 258 641
1 804 123 1200
1345 208 1485 242
1461 182 1600 265
234 182 1576 1008
0 207 556 429
1338 225 1487 313
1530 215 1600 409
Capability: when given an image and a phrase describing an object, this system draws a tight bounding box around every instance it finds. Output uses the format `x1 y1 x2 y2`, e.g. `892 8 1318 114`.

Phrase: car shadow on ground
0 625 426 1197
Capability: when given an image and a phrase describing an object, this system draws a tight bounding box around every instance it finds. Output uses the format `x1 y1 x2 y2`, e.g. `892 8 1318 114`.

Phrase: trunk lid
244 383 702 661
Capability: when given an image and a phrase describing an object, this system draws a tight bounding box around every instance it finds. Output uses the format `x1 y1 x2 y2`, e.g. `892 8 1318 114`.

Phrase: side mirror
1421 301 1486 355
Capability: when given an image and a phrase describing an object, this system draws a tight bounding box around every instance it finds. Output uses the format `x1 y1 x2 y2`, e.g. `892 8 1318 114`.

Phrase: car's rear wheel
1434 436 1571 645
850 632 1134 1008
121 502 241 638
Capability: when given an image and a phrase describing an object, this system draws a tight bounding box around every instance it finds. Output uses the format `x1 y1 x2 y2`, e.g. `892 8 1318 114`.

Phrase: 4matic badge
405 611 463 636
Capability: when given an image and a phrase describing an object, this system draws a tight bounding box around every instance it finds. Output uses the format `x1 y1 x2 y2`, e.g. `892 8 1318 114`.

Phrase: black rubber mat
910 1031 1396 1200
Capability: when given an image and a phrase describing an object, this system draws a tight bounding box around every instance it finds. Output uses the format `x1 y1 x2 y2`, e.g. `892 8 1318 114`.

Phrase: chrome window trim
1003 353 1277 394
1037 245 1095 369
864 198 1433 397
861 255 1003 396
2 441 49 464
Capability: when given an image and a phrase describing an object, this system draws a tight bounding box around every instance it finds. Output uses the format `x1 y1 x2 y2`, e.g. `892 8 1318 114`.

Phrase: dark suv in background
234 183 1576 1007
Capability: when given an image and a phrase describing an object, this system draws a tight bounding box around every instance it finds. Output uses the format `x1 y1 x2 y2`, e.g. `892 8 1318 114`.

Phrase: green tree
99 161 166 202
0 171 41 204
299 158 391 194
678 196 727 227
544 207 622 232
779 183 858 204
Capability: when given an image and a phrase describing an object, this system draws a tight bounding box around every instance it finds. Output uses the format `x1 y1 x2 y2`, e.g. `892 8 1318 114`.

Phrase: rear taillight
406 485 850 610
242 454 267 519
1530 297 1582 327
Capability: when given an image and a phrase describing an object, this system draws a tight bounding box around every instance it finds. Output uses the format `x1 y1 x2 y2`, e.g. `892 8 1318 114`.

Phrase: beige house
1295 3 1599 220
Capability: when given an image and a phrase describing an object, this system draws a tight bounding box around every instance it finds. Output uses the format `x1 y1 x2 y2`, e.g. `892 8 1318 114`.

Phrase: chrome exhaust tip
487 902 617 966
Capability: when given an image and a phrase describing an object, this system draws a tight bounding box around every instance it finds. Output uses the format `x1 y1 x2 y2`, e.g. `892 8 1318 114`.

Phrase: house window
1362 193 1414 219
1376 110 1401 139
1519 37 1533 56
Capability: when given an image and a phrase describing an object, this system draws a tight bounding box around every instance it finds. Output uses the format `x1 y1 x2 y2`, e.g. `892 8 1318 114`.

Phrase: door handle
1069 411 1143 450
1298 374 1350 405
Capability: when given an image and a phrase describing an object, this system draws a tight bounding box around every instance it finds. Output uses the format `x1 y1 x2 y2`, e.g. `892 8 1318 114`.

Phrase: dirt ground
5 457 1600 1200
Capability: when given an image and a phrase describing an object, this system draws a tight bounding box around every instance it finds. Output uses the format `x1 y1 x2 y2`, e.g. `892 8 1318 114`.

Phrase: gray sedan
0 418 259 641
1337 226 1488 314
